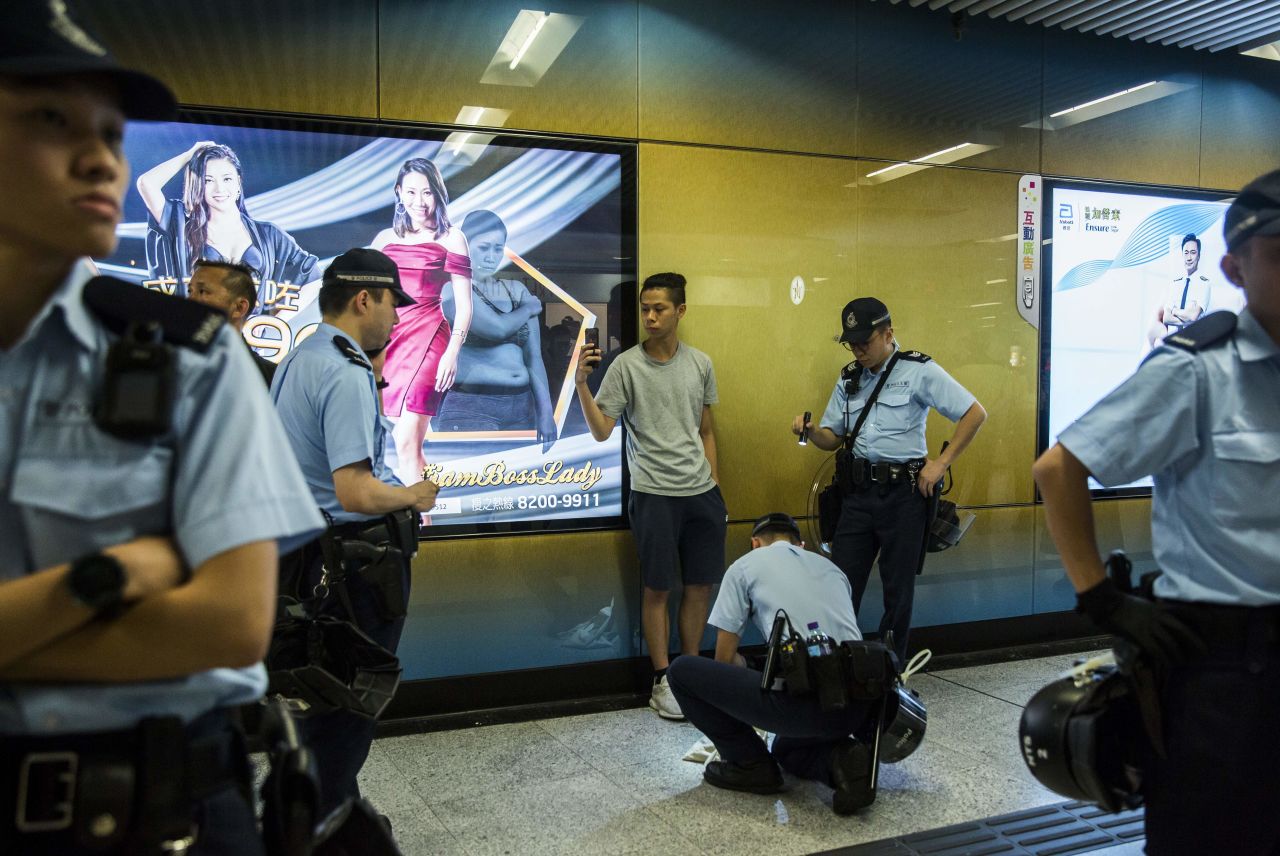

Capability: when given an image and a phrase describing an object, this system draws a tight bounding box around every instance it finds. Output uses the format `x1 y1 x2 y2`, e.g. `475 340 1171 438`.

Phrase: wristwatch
67 552 127 615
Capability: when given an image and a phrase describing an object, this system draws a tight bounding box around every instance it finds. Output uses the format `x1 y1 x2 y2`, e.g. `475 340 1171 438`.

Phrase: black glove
1077 578 1206 671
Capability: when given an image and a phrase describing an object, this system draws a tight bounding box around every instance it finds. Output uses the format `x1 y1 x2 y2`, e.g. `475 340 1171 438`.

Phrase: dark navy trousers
1142 605 1280 855
831 482 930 662
287 540 409 818
667 656 873 784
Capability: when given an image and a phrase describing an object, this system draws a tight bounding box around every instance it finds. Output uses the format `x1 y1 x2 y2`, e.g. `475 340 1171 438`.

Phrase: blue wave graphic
1055 202 1227 293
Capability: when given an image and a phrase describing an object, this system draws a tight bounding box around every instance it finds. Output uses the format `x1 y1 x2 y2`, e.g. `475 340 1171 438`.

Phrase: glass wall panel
1032 499 1154 615
858 505 1037 634
401 529 639 679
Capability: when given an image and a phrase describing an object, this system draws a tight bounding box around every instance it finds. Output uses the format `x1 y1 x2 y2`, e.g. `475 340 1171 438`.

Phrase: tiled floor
346 647 1142 855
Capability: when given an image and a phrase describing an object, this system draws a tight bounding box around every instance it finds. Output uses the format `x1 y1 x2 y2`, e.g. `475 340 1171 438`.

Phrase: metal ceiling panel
880 0 1280 52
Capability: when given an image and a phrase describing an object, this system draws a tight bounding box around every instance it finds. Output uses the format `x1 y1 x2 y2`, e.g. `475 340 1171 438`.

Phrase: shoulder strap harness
1163 311 1237 353
83 275 224 352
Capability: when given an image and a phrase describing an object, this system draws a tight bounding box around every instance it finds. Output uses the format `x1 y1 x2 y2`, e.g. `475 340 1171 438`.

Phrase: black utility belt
836 452 925 494
778 638 899 713
321 509 418 622
329 507 419 556
0 708 242 853
1161 599 1280 647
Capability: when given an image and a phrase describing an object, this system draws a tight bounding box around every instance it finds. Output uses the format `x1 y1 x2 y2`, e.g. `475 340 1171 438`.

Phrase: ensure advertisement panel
1041 181 1240 492
95 116 635 534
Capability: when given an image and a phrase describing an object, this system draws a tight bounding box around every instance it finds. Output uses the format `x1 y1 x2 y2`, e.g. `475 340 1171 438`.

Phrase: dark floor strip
813 801 1144 856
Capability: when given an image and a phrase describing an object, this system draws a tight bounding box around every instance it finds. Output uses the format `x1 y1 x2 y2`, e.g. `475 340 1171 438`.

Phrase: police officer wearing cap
793 298 986 662
1034 171 1280 855
269 247 440 817
666 513 882 815
0 2 324 853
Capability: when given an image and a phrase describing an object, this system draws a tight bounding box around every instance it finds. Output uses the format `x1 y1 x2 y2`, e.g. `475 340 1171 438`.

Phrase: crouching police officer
668 514 882 815
270 248 440 817
1034 172 1280 856
0 4 324 853
792 298 985 662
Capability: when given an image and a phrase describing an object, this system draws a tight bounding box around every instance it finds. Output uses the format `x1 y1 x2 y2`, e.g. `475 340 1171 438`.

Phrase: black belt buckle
16 751 77 832
870 462 890 484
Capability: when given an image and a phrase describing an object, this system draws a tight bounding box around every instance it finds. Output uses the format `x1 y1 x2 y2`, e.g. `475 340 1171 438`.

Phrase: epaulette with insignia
83 275 224 353
897 350 932 363
331 335 372 370
1163 311 1237 352
840 360 861 381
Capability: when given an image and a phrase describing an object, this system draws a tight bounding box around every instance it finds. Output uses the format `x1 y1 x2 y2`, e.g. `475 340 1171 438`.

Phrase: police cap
322 248 416 308
751 512 801 541
1224 168 1280 252
839 297 891 345
0 0 176 120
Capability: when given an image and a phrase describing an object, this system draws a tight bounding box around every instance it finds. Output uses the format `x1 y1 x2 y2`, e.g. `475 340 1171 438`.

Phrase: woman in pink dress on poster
371 158 473 484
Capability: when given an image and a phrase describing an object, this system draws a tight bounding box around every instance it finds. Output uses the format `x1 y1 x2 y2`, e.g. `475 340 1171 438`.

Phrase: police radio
96 320 176 439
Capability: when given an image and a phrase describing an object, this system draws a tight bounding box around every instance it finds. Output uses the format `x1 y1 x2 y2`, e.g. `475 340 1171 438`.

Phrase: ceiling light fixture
1049 81 1158 118
865 142 977 178
509 11 549 70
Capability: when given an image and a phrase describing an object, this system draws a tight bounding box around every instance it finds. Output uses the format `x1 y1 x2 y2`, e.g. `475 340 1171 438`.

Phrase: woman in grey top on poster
439 209 557 451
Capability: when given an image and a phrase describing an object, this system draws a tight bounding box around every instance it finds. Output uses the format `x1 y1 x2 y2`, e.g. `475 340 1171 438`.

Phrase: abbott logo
1057 203 1074 221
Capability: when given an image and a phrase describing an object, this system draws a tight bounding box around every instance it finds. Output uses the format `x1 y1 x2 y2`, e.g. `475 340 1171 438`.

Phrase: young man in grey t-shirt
576 272 727 720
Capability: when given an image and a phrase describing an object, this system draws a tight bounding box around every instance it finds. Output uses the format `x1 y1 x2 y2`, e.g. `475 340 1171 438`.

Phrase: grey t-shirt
595 341 718 496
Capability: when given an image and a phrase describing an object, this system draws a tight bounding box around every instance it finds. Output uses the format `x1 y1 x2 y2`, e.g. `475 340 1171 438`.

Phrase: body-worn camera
96 321 176 440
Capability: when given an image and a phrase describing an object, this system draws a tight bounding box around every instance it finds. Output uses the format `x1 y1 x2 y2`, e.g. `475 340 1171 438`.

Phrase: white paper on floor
683 728 772 765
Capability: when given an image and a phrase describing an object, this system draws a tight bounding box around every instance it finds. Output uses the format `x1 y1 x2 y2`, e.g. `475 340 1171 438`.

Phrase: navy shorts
629 486 728 591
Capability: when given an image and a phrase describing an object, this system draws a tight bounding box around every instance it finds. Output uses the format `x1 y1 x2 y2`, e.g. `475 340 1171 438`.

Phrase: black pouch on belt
834 448 855 497
359 546 408 621
384 508 420 559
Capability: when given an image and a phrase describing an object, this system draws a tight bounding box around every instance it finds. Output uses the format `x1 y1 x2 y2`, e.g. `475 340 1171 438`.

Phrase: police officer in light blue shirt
269 247 439 817
668 513 881 815
1034 169 1280 856
793 298 986 661
0 4 324 852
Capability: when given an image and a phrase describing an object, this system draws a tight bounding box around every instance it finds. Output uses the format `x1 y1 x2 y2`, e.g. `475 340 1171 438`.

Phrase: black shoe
830 739 876 815
703 759 785 795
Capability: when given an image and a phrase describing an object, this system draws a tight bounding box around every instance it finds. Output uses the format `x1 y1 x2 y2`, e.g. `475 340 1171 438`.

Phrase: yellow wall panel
638 142 861 521
855 164 1039 506
1041 29 1202 188
1199 54 1280 192
638 0 856 155
855 1 1042 175
79 0 379 118
379 0 638 138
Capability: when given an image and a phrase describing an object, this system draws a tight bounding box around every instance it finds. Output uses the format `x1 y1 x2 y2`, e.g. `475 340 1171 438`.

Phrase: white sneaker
649 675 685 721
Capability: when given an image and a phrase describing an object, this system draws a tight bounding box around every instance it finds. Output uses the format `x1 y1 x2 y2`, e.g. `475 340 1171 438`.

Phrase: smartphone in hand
584 327 600 350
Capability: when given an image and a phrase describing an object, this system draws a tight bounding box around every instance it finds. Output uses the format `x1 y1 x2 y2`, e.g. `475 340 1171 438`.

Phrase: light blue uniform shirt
0 261 324 735
818 346 976 461
1059 308 1280 606
709 541 863 644
270 322 402 525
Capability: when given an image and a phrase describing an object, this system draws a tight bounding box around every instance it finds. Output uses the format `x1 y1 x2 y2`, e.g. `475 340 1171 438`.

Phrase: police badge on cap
839 297 891 344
